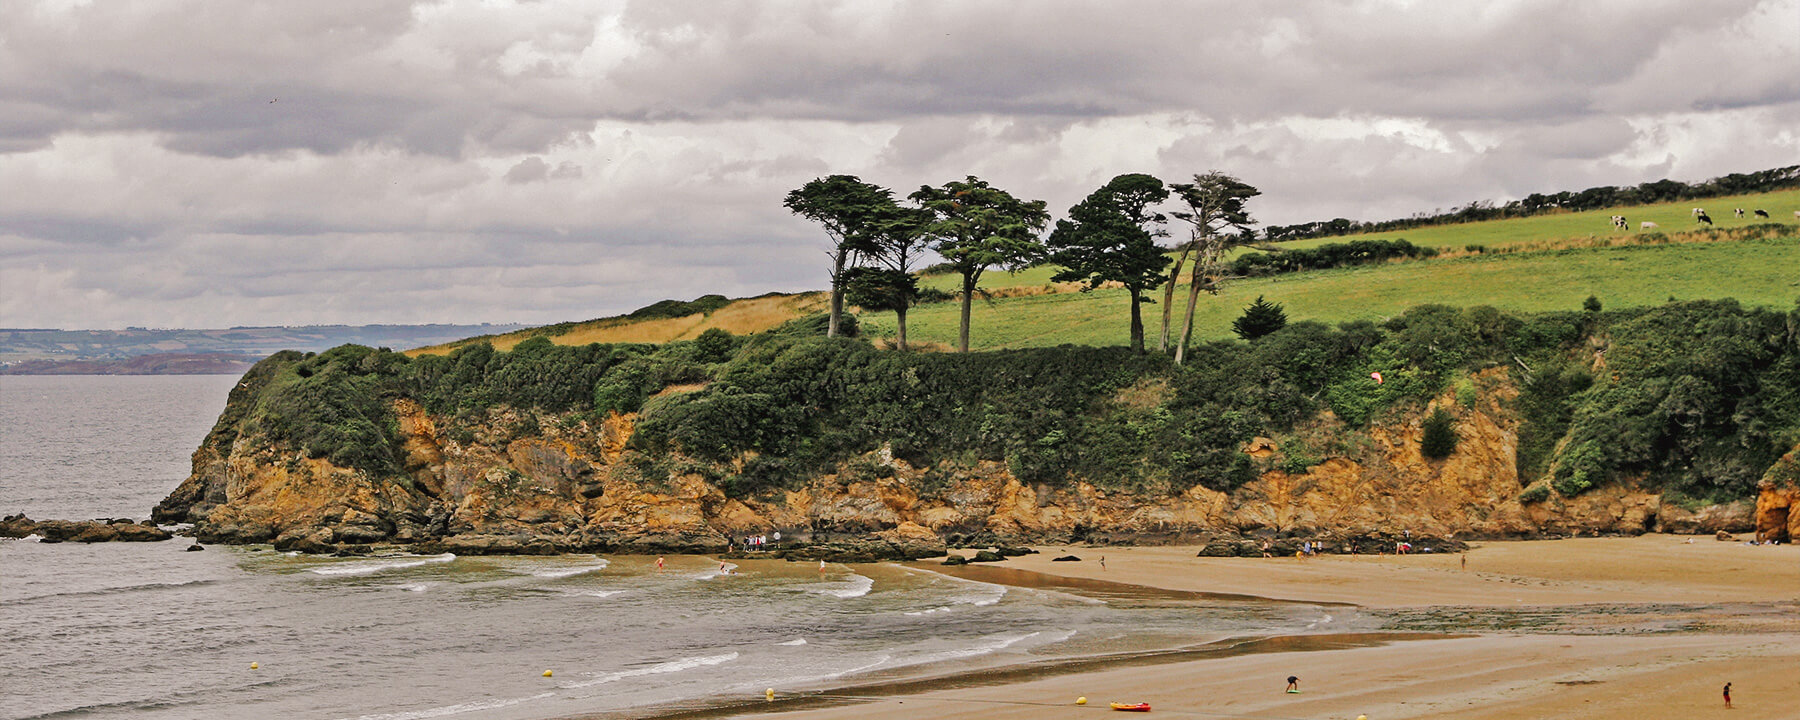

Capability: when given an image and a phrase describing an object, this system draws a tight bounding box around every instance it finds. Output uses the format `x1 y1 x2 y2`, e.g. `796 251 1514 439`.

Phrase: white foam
393 583 432 593
559 652 740 689
958 583 1007 606
908 631 1045 665
528 559 610 578
775 638 807 646
574 589 625 598
808 573 873 598
309 553 456 577
903 606 953 616
337 692 554 720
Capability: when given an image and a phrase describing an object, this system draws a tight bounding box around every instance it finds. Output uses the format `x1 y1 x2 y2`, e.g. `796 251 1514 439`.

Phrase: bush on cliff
212 301 1800 503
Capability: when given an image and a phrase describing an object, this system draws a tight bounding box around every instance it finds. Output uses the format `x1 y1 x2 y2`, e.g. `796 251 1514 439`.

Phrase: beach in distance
734 536 1800 720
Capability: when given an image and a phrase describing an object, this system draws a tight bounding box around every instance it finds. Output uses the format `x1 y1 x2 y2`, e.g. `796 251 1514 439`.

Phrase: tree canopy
1047 173 1171 353
784 175 903 338
910 176 1050 352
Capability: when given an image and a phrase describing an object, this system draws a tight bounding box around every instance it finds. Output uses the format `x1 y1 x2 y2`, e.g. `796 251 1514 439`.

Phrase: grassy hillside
1274 188 1800 251
410 188 1797 355
411 293 826 356
914 188 1800 296
876 232 1798 351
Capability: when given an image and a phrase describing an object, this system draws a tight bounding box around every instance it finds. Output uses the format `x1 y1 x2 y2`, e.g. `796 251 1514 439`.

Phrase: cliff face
154 366 1753 554
1755 445 1800 542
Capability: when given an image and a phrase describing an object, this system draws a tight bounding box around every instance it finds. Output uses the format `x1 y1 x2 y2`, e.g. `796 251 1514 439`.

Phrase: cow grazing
1735 208 1745 218
1641 221 1659 229
1610 215 1627 229
1696 211 1713 226
1753 209 1769 219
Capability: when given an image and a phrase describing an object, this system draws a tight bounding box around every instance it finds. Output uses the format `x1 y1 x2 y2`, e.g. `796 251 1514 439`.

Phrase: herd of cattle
1610 207 1784 230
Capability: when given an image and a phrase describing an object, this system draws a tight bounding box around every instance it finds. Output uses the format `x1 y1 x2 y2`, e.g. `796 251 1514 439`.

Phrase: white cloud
2 0 1797 329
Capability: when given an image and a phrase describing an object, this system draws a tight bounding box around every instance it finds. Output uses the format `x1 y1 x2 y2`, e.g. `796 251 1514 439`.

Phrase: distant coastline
0 322 527 374
0 352 261 376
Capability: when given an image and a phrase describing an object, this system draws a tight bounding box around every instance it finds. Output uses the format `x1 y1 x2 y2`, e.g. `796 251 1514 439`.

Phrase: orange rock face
1754 446 1800 542
157 367 1771 552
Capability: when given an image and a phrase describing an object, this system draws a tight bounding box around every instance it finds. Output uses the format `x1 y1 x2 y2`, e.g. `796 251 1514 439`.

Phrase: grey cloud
5 0 1798 330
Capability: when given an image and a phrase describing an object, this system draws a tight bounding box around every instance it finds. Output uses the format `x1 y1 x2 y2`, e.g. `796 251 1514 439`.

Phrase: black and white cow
1610 215 1627 230
1753 209 1769 219
1695 210 1713 226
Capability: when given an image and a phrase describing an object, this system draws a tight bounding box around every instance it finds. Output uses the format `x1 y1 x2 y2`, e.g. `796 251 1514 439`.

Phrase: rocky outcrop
152 367 1766 556
1754 445 1800 542
0 515 173 542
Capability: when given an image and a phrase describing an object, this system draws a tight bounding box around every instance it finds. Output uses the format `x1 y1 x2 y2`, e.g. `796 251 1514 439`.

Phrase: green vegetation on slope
220 301 1800 505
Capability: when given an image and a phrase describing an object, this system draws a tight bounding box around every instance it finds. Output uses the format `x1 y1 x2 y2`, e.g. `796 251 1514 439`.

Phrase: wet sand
723 536 1800 720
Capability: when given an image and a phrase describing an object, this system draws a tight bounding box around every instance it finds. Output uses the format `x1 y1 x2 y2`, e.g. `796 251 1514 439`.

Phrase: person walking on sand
656 556 665 571
1285 676 1299 694
1099 556 1106 571
1461 551 1468 571
1723 682 1732 708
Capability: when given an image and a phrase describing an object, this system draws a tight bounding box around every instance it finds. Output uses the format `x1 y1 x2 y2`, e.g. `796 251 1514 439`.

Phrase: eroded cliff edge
154 301 1800 554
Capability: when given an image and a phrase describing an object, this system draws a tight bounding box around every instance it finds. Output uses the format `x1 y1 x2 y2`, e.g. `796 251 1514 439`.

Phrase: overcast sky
4 0 1797 330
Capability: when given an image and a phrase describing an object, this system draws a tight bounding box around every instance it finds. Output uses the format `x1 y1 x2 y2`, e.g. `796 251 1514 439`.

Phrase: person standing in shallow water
1286 676 1299 693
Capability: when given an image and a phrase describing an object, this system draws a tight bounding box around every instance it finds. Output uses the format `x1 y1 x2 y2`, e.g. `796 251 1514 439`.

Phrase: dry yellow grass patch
408 293 828 356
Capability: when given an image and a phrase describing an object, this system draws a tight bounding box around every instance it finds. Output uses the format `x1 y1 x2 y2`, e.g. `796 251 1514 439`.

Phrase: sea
1 375 1347 720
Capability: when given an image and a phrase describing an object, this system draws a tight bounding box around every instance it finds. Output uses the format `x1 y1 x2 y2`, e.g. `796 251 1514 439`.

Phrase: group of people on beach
737 534 775 551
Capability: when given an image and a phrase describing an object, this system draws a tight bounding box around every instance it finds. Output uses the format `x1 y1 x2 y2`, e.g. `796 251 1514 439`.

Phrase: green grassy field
1273 188 1800 251
916 188 1800 295
864 234 1800 350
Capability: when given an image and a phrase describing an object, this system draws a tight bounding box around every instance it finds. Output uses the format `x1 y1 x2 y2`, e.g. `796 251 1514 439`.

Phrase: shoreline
608 536 1800 720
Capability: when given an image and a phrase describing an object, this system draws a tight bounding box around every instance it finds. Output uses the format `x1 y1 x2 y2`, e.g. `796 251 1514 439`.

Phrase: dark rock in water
3 517 172 543
1050 555 1082 562
996 546 1035 557
39 536 63 544
275 528 338 555
186 544 206 551
940 555 969 565
1 514 35 538
969 550 1005 563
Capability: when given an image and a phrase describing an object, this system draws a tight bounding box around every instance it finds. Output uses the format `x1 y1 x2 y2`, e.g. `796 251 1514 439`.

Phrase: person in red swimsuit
1723 682 1732 708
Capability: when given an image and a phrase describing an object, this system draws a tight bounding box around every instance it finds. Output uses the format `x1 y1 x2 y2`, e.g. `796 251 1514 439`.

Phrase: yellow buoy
1076 696 1087 705
766 688 775 701
542 670 554 677
250 662 259 670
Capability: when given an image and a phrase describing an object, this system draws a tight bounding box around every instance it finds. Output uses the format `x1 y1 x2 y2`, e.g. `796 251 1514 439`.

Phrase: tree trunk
894 306 908 351
1159 243 1193 352
827 251 846 338
1129 292 1145 354
1174 253 1206 365
958 272 976 352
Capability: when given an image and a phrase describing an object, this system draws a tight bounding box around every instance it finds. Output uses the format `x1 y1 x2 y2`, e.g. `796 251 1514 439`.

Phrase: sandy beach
728 536 1800 720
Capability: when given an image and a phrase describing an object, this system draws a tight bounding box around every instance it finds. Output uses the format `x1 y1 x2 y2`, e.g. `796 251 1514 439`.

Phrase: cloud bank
4 0 1797 328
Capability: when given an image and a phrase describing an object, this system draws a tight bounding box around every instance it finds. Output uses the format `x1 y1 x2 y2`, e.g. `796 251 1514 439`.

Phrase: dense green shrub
1420 407 1458 459
1232 296 1288 340
216 298 1798 503
1229 238 1436 277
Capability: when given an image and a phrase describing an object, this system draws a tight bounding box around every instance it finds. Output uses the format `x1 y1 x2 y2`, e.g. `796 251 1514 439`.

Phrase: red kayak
1110 702 1151 712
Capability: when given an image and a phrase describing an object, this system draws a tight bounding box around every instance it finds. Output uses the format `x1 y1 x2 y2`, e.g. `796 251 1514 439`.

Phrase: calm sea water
0 376 1337 720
